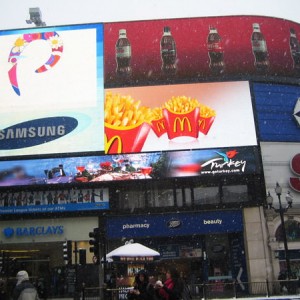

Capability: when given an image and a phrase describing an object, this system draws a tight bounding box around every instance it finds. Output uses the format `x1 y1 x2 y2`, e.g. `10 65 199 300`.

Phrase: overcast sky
1 0 300 30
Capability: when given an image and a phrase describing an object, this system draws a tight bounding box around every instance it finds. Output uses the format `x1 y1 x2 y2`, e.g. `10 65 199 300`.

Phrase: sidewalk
209 297 300 300
48 296 300 300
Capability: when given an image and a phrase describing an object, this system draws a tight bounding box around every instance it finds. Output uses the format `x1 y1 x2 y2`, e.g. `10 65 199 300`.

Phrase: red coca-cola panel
104 15 300 87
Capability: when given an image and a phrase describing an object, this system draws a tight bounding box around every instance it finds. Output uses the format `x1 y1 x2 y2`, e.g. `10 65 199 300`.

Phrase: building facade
0 13 300 298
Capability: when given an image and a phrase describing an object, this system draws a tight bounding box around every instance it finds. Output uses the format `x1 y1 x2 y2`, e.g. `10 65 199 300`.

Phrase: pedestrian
12 271 38 300
127 270 154 300
37 277 48 300
278 270 288 293
154 267 183 300
0 279 8 300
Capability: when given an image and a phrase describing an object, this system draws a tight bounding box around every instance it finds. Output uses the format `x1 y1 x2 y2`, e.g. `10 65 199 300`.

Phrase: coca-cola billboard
104 15 300 87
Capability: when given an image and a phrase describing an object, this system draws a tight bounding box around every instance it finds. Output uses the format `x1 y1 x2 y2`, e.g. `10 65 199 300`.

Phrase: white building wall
261 141 300 279
261 142 300 204
244 206 273 282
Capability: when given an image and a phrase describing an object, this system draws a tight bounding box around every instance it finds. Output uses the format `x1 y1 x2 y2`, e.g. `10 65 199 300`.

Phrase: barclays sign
3 225 64 238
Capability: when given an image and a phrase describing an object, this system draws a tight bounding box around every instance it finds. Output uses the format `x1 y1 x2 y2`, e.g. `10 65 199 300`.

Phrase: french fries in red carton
162 96 200 139
151 107 167 137
198 104 216 135
104 92 153 154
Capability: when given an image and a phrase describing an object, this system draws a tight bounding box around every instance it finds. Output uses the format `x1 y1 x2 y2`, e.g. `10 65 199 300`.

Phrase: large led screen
104 16 300 87
253 83 300 142
104 81 257 154
0 187 109 215
0 146 259 187
0 23 104 157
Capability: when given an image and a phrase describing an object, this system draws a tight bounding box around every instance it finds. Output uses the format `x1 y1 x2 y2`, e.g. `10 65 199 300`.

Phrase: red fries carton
151 118 167 137
105 122 151 154
198 116 215 135
163 107 200 140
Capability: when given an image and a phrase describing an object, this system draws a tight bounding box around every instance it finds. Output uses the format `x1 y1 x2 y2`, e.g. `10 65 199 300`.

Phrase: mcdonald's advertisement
104 81 257 154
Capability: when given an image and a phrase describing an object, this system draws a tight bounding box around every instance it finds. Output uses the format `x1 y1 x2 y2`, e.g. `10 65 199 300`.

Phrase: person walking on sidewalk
12 271 38 300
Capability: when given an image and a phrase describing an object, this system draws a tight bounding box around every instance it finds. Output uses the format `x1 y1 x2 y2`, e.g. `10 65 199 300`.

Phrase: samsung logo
167 219 182 229
0 125 65 139
0 117 78 149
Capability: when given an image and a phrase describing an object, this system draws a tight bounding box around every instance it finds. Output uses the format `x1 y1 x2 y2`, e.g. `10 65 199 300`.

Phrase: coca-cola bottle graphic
115 29 132 78
160 26 177 75
251 23 269 72
290 28 300 71
207 26 225 74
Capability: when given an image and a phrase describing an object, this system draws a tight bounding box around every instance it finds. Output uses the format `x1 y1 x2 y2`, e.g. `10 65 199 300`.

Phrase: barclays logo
2 225 64 238
0 117 78 150
167 219 182 229
3 227 14 238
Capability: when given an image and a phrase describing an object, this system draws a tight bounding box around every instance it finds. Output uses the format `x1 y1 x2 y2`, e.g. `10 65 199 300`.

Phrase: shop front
0 216 98 298
266 211 300 279
105 209 248 297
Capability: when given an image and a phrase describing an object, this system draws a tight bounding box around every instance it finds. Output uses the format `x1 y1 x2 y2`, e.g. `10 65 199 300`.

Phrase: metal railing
81 279 300 300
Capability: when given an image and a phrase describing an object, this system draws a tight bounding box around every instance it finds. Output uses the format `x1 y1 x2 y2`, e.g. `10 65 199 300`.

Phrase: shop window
222 184 249 203
117 188 145 210
193 186 220 205
148 188 174 207
205 234 231 279
275 220 300 242
176 188 183 207
116 184 177 209
184 188 192 206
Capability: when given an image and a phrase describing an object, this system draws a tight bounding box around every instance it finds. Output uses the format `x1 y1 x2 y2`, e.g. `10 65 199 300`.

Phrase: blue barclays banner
253 83 300 142
0 188 109 215
106 210 243 239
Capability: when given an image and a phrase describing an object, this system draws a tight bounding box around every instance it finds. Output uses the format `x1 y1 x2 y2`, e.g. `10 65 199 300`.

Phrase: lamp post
266 183 293 279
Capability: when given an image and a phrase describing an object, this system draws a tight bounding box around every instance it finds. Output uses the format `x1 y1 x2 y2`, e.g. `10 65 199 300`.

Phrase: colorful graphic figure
214 149 238 162
8 32 63 96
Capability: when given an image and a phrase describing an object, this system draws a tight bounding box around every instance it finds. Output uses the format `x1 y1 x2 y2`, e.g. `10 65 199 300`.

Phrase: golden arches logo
105 134 122 154
199 118 207 130
156 120 166 132
173 117 192 132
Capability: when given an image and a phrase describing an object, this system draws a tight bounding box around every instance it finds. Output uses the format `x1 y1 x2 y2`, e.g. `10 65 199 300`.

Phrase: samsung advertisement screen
0 23 104 157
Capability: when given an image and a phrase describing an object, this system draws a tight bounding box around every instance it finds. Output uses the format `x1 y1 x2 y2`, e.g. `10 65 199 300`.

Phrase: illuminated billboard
1 15 299 159
104 81 257 154
0 187 109 215
0 23 104 157
254 83 300 142
103 14 300 154
104 16 300 87
0 146 259 187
